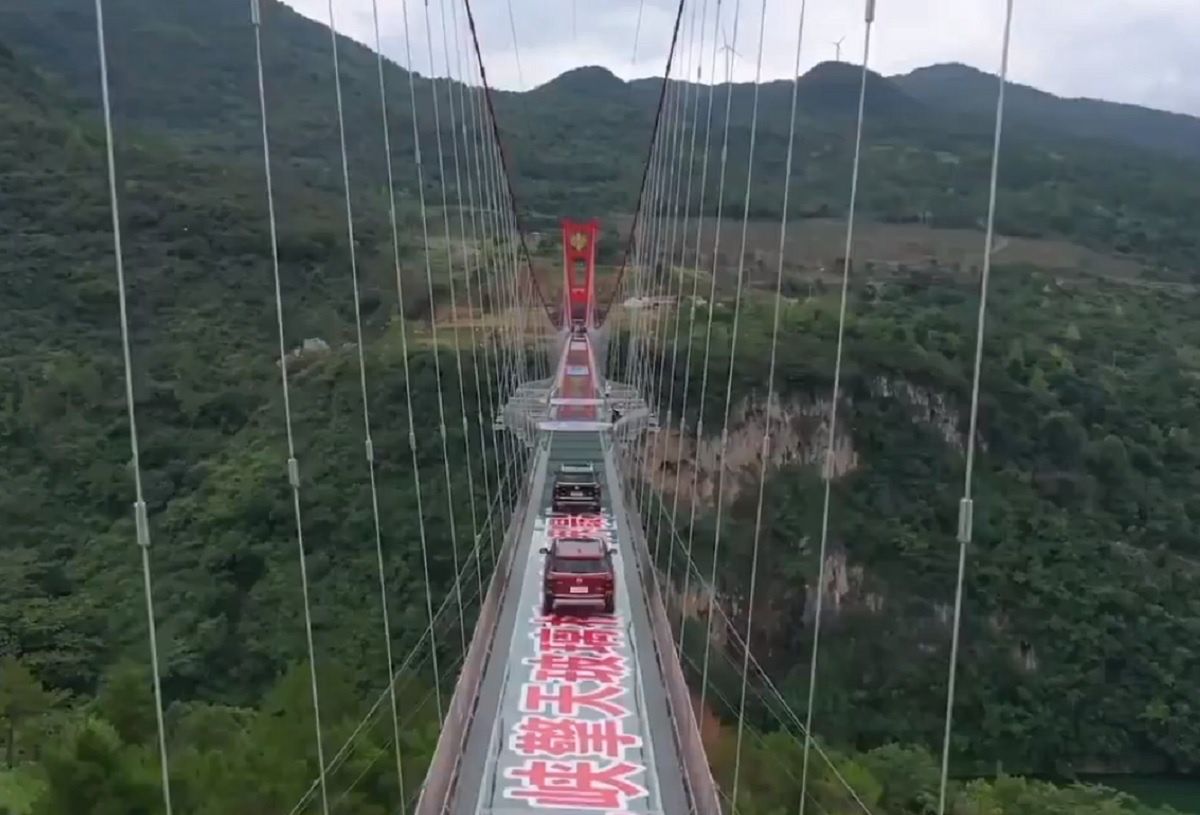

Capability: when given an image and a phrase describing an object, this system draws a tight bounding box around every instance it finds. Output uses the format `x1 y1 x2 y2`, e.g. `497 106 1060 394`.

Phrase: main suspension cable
937 2 1015 812
462 0 557 324
731 1 807 807
601 0 689 323
93 1 173 811
248 1 329 810
798 3 876 812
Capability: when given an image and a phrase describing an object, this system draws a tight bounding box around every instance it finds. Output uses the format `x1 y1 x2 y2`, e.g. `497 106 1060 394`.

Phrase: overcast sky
284 0 1199 117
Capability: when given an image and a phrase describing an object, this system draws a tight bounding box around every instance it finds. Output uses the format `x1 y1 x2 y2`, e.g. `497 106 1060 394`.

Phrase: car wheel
542 595 554 615
603 597 614 614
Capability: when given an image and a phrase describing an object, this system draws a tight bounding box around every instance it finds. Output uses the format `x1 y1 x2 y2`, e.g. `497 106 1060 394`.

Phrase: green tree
0 656 61 768
32 718 161 815
92 663 157 747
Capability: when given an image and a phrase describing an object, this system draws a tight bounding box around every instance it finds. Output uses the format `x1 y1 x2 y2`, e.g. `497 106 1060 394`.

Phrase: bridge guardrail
414 439 544 815
609 439 723 815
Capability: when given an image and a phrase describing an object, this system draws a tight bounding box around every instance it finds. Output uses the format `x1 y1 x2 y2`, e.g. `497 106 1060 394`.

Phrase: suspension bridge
77 0 1024 811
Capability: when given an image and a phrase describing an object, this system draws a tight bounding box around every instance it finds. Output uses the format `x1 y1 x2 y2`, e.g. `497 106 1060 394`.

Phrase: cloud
283 0 1200 116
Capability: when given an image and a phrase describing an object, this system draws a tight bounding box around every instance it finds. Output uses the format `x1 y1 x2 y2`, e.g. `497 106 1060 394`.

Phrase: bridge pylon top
561 218 599 330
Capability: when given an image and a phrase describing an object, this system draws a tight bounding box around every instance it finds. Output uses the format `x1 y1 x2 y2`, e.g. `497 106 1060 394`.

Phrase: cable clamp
865 0 877 23
249 0 261 26
957 497 974 544
365 437 375 463
134 500 151 548
288 457 301 489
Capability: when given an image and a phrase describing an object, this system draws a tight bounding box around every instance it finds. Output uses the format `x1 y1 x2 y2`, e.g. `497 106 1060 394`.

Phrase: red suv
540 536 615 614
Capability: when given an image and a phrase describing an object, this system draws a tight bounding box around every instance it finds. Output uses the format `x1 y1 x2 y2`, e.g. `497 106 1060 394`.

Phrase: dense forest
3 0 1200 812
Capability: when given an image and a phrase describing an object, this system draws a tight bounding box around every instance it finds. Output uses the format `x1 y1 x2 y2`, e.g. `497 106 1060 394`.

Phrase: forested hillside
3 0 1200 812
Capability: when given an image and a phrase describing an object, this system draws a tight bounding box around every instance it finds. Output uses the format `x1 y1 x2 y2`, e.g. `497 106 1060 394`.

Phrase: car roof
552 537 607 558
556 471 597 485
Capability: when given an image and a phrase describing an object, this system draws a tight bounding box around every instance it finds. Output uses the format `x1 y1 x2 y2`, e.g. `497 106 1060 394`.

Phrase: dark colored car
571 319 586 336
540 536 615 614
552 463 602 513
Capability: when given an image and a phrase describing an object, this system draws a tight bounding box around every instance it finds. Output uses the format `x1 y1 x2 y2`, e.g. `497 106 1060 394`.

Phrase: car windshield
550 557 607 574
556 474 597 487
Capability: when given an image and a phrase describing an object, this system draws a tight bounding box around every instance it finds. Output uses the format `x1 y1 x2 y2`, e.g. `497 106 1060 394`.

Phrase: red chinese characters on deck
535 624 623 654
525 652 628 684
546 512 614 543
505 759 647 810
512 716 642 758
500 535 649 811
520 682 629 718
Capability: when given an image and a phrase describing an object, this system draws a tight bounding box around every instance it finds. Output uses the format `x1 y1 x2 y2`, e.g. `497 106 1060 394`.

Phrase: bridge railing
414 437 546 814
609 437 723 815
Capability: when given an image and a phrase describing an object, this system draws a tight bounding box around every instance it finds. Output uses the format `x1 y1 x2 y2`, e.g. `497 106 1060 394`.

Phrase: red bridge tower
561 218 599 329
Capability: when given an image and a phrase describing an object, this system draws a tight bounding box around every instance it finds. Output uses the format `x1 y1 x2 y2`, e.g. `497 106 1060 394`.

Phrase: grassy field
609 214 1152 291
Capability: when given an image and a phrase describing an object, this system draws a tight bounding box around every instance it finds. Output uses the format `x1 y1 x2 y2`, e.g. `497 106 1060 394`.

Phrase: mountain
4 0 1198 276
893 62 1200 162
7 0 1200 807
532 64 630 97
797 59 921 116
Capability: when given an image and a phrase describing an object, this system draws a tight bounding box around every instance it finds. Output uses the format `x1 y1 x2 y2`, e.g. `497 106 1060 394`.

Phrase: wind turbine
719 23 742 81
832 35 846 62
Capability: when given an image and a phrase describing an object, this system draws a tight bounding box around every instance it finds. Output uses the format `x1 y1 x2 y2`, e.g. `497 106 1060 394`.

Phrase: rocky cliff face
641 376 966 506
648 377 978 660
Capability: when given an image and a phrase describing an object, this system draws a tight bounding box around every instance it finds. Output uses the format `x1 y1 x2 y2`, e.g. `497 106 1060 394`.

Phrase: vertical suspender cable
642 75 691 535
679 0 739 654
798 3 875 813
397 0 446 718
731 1 807 808
650 0 705 568
697 0 764 726
93 2 173 812
631 82 676 509
472 80 522 525
503 0 526 90
366 0 433 799
937 3 1014 812
601 0 688 325
248 1 329 810
639 64 685 440
667 0 720 610
646 0 705 560
633 0 647 63
413 0 468 656
435 0 485 603
450 0 501 569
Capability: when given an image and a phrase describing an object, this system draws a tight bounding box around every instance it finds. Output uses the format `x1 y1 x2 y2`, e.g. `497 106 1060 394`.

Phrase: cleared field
610 215 1151 289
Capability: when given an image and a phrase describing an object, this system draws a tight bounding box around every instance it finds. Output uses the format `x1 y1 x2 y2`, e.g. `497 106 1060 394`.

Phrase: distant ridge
892 62 1200 162
532 65 628 98
796 60 920 116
